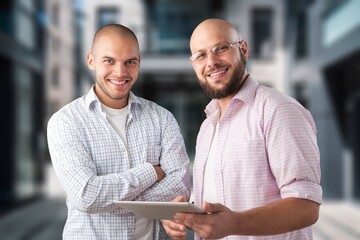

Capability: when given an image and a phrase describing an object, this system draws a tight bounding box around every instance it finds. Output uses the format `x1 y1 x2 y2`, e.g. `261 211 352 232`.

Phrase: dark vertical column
0 0 15 211
0 57 15 209
348 93 360 199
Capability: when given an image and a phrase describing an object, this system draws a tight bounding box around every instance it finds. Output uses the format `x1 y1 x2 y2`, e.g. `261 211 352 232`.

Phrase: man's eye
127 60 137 66
195 52 206 60
214 45 229 53
104 59 113 64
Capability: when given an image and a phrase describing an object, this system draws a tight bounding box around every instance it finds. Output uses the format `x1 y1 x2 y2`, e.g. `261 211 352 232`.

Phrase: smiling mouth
109 79 129 85
207 68 228 77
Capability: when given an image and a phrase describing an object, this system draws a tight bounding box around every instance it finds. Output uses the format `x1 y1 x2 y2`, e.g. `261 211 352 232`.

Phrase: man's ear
240 40 249 59
86 52 95 70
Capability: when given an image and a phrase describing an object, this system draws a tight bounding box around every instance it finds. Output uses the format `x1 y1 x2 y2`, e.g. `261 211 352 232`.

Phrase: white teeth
110 80 126 85
210 70 226 77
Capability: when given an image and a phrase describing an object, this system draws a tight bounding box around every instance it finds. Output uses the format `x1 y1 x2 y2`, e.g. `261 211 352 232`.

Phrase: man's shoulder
254 84 312 125
256 84 300 108
48 96 87 125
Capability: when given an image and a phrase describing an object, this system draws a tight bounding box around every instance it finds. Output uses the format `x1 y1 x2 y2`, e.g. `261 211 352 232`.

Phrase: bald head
92 24 139 52
190 19 240 53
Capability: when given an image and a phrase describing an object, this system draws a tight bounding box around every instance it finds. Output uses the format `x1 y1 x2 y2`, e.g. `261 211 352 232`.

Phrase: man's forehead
93 34 137 50
190 23 239 51
92 28 137 50
191 31 229 51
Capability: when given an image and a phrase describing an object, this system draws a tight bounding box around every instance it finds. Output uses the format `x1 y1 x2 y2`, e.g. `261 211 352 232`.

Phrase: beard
199 53 247 99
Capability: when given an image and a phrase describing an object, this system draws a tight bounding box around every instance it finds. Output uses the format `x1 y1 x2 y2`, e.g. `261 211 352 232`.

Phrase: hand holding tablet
114 201 206 220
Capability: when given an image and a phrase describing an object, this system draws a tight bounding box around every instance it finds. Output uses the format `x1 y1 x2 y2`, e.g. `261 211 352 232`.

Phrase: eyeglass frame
189 40 242 62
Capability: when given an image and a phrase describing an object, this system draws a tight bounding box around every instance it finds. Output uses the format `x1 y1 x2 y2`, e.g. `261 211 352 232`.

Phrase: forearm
55 162 158 213
231 198 320 236
136 168 191 202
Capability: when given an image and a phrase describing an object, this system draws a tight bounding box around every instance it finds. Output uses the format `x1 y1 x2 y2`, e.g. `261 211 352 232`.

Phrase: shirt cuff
281 180 323 204
125 162 158 189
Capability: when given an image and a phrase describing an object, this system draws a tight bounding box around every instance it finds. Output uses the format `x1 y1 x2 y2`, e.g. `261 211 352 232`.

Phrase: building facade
0 0 45 212
288 0 360 200
44 0 75 126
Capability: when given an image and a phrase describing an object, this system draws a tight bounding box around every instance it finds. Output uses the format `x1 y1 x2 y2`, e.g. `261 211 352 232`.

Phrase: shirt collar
204 75 259 121
84 85 143 112
232 75 258 105
85 85 100 111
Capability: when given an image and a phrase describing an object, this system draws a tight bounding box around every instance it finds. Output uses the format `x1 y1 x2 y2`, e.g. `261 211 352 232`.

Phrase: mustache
204 65 230 76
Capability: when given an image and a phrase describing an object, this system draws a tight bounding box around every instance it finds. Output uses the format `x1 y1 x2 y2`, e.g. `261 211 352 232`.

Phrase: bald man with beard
162 18 322 240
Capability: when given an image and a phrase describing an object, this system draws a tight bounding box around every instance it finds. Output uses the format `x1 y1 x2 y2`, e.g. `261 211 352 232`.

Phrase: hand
174 201 236 239
161 196 188 240
153 165 165 182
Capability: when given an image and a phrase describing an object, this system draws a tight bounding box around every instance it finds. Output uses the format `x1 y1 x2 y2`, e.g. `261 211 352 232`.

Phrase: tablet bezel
114 201 205 220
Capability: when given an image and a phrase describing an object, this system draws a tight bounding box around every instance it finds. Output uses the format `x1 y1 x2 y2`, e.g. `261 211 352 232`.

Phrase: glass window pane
252 8 274 59
97 7 119 28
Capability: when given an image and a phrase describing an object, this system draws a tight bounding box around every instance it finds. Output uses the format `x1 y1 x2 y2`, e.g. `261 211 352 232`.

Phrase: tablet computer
114 201 205 220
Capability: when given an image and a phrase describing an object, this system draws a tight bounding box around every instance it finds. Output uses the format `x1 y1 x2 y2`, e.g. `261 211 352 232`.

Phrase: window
295 9 308 59
97 7 119 29
14 66 37 199
252 8 274 59
51 3 59 27
52 36 60 52
0 1 12 34
51 67 59 88
294 81 309 109
322 0 349 18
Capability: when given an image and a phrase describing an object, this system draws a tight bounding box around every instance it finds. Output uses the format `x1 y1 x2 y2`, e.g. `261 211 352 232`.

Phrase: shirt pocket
147 144 161 165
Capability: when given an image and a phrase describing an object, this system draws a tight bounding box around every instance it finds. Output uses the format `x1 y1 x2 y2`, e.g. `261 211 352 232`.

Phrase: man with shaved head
162 19 322 240
47 24 191 239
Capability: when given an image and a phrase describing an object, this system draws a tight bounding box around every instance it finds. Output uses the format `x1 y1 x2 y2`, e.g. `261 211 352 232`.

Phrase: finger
167 229 187 240
203 201 224 213
172 196 186 202
175 212 203 223
162 220 187 240
183 221 212 240
162 220 186 232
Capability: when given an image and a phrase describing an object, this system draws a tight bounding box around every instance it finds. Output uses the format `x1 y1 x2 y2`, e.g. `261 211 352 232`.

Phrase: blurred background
1 0 360 239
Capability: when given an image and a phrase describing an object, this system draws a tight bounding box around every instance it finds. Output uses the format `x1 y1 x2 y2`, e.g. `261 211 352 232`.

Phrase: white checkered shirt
47 87 191 239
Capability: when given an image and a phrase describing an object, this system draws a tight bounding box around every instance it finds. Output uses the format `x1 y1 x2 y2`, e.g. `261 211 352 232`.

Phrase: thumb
172 196 186 202
202 201 225 213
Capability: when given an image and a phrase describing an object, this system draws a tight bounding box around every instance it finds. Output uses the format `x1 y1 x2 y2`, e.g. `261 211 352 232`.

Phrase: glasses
190 41 241 62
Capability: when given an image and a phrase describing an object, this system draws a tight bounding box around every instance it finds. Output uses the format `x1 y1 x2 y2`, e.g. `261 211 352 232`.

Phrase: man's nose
206 51 220 68
113 63 127 76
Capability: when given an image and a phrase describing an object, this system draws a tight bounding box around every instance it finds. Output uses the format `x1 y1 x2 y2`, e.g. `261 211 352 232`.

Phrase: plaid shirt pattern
47 87 191 239
193 76 322 240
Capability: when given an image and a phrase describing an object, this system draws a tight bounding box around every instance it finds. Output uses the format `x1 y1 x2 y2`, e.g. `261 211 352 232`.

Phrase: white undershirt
203 122 219 203
101 103 129 146
101 103 154 240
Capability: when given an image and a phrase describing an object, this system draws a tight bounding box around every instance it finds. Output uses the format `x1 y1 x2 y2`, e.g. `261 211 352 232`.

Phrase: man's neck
217 73 249 119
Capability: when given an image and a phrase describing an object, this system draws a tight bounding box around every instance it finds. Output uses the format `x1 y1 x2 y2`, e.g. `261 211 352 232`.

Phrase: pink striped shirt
193 76 322 240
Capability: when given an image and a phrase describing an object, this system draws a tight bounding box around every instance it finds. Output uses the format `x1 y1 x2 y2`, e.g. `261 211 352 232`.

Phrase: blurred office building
0 0 46 213
284 0 360 201
44 0 75 125
43 0 80 199
1 0 360 238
